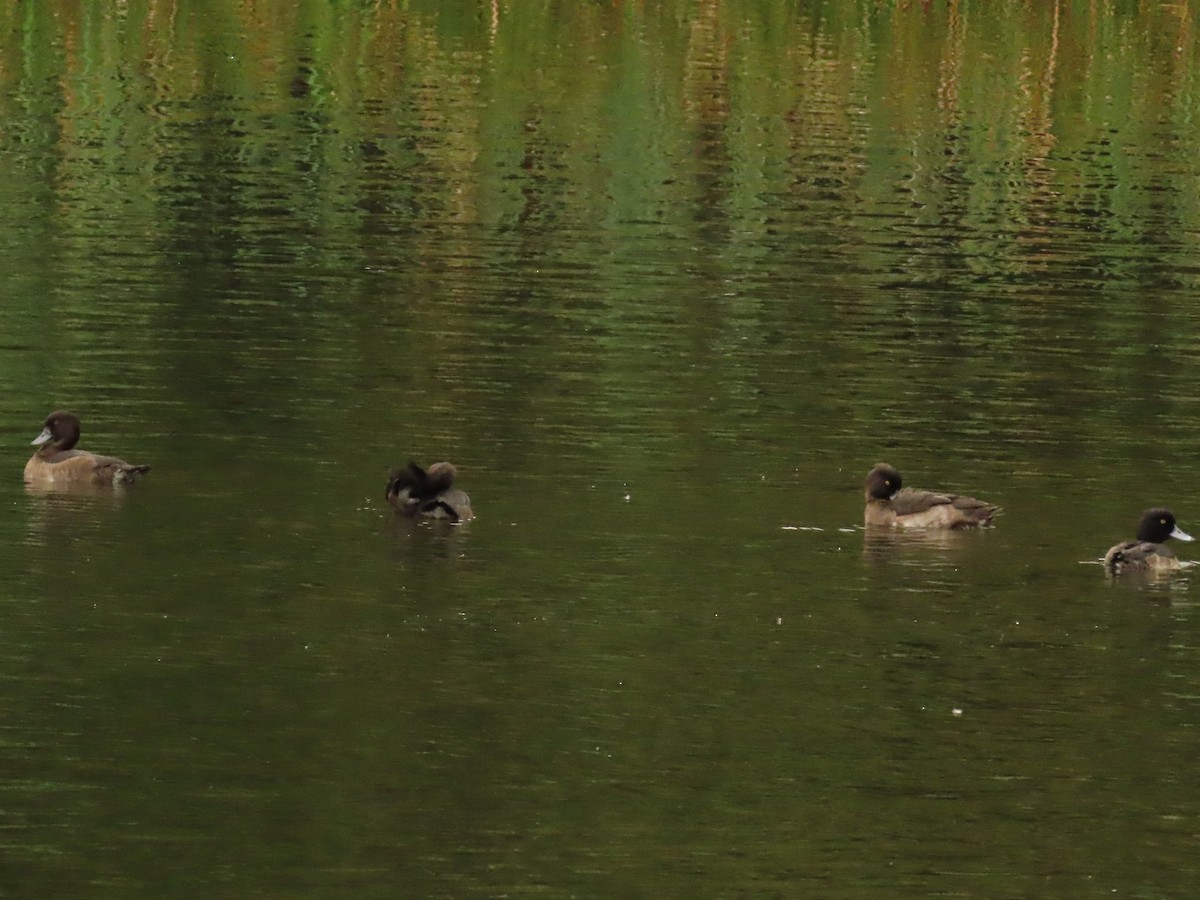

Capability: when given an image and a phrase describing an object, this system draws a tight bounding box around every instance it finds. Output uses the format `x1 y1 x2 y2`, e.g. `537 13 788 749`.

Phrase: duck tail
1103 549 1124 576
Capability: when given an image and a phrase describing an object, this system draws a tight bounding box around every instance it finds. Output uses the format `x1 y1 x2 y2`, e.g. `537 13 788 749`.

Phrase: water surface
3 2 1200 896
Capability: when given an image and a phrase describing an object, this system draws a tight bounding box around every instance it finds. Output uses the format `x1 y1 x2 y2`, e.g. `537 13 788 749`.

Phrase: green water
3 1 1200 896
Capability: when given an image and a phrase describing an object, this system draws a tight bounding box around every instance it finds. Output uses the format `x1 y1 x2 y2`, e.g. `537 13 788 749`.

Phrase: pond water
3 1 1200 896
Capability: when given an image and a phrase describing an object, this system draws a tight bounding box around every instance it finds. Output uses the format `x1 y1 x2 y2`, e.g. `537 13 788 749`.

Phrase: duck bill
30 427 51 447
1172 527 1195 542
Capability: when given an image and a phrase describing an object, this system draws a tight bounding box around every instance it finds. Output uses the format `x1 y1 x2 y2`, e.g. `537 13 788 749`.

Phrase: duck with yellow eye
1104 508 1194 576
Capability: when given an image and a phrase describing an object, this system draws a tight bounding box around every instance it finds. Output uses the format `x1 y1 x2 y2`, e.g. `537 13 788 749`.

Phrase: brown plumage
863 462 998 529
386 460 474 522
24 411 150 486
1104 508 1194 576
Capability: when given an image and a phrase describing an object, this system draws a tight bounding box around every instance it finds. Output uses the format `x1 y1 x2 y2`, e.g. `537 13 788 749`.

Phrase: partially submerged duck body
24 411 150 486
1104 508 1194 576
863 463 998 529
386 461 474 523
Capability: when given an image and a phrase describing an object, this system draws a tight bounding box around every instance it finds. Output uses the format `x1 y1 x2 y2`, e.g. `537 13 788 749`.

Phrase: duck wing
891 488 954 516
90 454 150 484
894 487 998 525
419 489 474 522
1104 540 1176 574
947 493 998 516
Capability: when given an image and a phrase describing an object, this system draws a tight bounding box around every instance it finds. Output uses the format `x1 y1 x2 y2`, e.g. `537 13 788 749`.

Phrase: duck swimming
1104 508 1194 576
863 462 998 529
24 411 150 486
386 460 474 522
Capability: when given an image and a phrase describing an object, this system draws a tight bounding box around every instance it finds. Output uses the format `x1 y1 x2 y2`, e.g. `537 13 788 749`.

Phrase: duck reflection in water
386 460 474 523
24 411 150 488
860 523 978 568
864 463 998 530
1104 508 1194 577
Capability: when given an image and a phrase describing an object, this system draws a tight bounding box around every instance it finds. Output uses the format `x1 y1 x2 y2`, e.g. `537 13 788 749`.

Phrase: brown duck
864 462 998 529
25 411 150 486
386 460 474 522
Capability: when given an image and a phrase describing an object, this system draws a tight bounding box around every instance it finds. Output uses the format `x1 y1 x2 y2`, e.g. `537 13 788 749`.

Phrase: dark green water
3 1 1200 896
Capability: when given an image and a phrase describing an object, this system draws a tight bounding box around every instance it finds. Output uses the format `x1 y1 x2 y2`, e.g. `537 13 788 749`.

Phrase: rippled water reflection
4 1 1200 896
